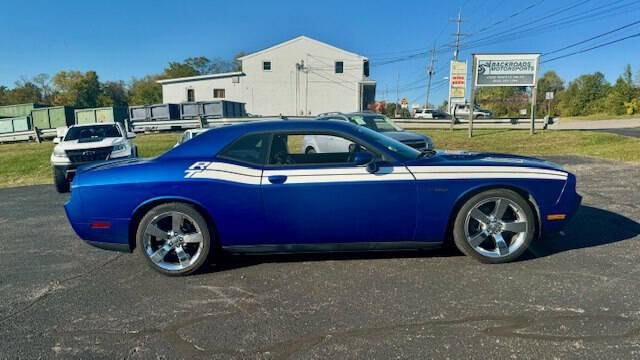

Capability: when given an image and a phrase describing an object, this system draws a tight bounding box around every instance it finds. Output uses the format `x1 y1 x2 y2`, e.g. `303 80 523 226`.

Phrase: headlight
53 147 67 157
112 144 126 152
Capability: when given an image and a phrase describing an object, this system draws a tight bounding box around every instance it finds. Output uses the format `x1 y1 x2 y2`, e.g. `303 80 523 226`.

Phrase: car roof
163 120 365 160
70 123 119 128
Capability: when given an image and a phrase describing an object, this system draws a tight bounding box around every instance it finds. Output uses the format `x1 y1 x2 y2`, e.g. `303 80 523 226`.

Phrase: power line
541 31 640 63
542 18 640 56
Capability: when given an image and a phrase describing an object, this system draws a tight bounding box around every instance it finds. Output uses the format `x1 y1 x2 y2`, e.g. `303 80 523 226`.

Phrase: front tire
452 189 535 264
305 147 316 154
136 203 211 276
53 167 70 193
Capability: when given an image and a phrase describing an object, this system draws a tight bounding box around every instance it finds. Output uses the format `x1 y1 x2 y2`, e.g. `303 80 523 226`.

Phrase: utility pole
425 46 436 109
453 10 463 61
395 74 400 118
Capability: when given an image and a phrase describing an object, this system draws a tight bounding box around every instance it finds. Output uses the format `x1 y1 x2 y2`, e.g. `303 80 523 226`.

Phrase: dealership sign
474 54 540 87
449 60 467 99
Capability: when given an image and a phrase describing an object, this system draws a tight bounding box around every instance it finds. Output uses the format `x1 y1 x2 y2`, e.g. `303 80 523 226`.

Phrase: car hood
409 150 565 171
59 137 124 150
384 131 430 142
77 157 149 174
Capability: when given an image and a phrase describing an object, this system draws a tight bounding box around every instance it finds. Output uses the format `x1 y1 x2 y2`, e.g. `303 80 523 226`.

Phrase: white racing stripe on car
185 161 262 185
188 170 262 185
408 166 568 181
262 166 414 184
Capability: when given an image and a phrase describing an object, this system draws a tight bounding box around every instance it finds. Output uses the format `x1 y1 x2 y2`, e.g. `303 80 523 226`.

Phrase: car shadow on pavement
202 205 640 274
523 205 640 260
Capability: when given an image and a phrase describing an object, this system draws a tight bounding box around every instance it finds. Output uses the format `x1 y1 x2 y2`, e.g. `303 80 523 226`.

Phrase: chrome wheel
142 211 204 271
464 197 529 258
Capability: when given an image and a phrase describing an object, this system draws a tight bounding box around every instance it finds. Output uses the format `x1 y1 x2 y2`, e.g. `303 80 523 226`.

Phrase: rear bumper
64 192 131 252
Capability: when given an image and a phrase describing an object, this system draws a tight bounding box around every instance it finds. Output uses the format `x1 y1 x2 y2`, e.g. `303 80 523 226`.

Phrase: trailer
31 106 75 138
0 116 34 142
130 101 245 132
0 103 42 118
74 107 128 126
179 101 247 119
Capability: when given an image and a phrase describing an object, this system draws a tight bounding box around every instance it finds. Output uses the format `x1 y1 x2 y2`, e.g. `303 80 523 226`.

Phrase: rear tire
305 147 316 154
53 167 70 193
136 203 212 276
452 189 535 264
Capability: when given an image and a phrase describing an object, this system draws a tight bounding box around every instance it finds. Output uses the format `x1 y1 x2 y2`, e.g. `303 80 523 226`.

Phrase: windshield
64 124 121 141
353 126 421 161
348 114 403 132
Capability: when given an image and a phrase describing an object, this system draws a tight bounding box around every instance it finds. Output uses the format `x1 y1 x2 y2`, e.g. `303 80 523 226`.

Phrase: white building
158 36 376 116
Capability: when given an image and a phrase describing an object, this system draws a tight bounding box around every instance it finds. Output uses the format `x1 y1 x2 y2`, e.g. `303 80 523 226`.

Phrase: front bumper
541 174 582 235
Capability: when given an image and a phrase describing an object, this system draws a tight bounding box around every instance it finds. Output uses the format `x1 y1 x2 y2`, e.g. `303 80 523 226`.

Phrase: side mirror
366 161 379 174
53 137 60 144
127 132 136 139
353 151 373 166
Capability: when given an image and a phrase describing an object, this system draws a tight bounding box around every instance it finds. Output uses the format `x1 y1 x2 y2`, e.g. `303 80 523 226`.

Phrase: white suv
50 123 137 192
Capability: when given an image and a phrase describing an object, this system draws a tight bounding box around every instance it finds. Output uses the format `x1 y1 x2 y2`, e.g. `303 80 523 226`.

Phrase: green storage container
74 107 128 125
31 106 75 130
0 103 42 118
0 116 31 134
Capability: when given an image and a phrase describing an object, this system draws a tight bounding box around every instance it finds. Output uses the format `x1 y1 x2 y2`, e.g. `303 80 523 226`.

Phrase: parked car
51 123 137 193
313 112 433 151
175 128 213 147
414 108 448 119
453 104 492 119
64 120 581 276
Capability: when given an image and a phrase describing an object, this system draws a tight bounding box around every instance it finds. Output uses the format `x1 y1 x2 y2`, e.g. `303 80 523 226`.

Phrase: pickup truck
50 123 137 193
452 104 492 119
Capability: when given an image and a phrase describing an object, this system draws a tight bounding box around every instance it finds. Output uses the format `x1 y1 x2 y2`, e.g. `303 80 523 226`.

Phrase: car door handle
268 175 287 184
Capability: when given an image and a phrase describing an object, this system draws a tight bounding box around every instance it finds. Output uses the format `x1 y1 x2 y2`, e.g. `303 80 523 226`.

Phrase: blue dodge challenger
65 120 581 276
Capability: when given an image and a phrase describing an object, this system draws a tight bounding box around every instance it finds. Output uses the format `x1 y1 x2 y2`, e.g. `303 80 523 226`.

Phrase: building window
187 89 195 102
363 60 370 77
232 76 240 83
213 89 225 98
335 61 344 74
263 61 271 71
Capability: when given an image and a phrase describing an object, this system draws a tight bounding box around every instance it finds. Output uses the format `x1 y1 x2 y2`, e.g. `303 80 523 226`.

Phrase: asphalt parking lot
1 155 639 359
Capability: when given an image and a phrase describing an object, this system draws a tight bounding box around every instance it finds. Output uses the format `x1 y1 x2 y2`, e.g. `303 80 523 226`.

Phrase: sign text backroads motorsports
474 54 540 87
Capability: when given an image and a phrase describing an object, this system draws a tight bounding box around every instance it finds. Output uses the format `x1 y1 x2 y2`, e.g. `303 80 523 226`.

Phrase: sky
1 0 639 106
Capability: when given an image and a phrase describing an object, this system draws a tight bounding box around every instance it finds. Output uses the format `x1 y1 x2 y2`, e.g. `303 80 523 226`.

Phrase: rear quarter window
218 133 270 166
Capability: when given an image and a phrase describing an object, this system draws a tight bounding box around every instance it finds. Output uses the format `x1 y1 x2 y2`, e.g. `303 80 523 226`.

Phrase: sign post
471 53 540 137
448 60 467 131
545 91 554 117
469 59 477 138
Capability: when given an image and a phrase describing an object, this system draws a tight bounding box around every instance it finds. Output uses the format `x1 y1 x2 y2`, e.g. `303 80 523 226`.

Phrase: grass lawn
420 129 640 163
0 129 638 188
558 114 640 121
0 132 181 188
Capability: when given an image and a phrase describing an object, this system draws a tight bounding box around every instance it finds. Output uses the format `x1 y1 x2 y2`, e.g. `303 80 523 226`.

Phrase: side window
213 89 225 98
218 133 270 166
268 133 377 166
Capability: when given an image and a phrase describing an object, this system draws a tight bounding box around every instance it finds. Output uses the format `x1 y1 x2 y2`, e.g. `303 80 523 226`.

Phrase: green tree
129 75 162 105
99 80 129 107
437 100 448 113
556 72 610 116
475 86 529 117
52 70 101 107
232 52 246 72
604 76 636 115
162 62 199 79
0 86 9 105
536 71 564 115
7 80 43 104
623 64 633 84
